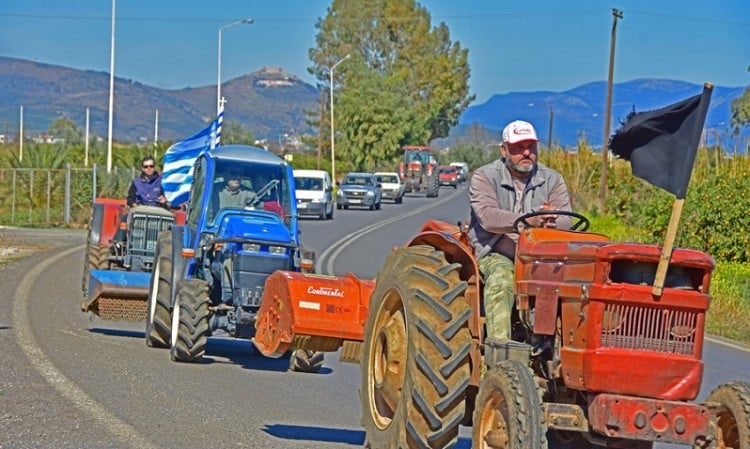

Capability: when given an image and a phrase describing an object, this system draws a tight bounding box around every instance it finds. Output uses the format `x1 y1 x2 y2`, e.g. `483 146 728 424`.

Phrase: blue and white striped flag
162 109 223 206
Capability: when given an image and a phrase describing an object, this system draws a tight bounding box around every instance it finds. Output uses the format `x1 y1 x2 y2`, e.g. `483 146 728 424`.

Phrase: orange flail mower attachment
253 270 375 358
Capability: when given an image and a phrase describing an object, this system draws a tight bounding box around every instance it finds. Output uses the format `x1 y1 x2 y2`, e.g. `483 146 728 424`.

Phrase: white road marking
12 245 157 449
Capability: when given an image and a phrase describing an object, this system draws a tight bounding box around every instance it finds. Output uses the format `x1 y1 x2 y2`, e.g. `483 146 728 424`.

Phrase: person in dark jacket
127 155 168 207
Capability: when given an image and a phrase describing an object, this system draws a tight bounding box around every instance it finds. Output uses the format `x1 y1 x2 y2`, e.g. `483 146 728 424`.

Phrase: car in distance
293 169 334 220
374 172 405 204
336 172 382 210
438 165 459 188
450 162 469 183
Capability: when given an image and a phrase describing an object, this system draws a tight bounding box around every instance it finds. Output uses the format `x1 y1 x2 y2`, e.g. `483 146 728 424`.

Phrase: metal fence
0 164 136 227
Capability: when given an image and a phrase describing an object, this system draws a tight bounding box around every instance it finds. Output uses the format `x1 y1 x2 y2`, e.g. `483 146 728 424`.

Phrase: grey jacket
468 158 572 259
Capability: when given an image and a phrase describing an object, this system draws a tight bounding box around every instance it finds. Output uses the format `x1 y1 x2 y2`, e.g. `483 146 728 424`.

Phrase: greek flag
162 110 222 206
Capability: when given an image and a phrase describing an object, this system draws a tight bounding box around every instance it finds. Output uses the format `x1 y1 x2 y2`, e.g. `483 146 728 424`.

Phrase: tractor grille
130 213 175 257
600 303 698 355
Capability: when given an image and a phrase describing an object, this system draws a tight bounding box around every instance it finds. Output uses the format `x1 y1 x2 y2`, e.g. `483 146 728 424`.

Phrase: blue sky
1 0 748 104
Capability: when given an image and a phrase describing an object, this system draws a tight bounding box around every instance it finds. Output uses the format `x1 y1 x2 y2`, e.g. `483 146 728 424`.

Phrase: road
0 187 747 449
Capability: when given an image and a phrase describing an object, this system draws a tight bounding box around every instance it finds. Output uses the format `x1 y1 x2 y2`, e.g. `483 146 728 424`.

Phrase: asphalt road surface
1 186 748 449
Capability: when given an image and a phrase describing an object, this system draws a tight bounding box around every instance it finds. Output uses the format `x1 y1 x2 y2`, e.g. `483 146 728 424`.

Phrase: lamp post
106 0 116 173
329 54 350 184
217 18 254 116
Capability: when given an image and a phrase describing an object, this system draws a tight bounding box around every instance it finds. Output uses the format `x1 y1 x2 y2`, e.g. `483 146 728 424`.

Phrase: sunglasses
142 164 155 168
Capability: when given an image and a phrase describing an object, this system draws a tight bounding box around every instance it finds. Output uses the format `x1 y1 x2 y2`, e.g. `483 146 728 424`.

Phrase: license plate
298 203 307 209
350 199 361 204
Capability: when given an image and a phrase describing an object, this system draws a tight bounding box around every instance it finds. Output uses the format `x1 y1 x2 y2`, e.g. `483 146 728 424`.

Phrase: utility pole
598 8 623 211
547 106 554 150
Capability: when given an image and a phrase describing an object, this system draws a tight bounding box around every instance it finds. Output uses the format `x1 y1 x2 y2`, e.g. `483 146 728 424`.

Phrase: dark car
336 172 382 210
438 165 459 188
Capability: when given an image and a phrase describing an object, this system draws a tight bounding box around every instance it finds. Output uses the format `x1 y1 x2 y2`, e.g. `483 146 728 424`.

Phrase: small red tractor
81 198 185 321
398 145 440 198
252 211 749 449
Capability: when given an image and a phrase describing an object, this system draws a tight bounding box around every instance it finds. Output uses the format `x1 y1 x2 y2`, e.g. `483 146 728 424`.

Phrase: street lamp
329 54 350 184
217 17 254 116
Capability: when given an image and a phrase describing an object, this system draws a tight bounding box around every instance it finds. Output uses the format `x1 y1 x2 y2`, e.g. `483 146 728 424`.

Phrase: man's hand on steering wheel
513 209 590 233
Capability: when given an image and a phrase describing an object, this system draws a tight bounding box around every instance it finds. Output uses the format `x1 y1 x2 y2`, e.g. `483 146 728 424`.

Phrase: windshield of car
207 160 292 227
295 177 323 190
342 175 373 186
376 174 398 184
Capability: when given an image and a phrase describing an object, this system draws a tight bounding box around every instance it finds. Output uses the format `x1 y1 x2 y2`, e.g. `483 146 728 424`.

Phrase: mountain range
0 56 746 148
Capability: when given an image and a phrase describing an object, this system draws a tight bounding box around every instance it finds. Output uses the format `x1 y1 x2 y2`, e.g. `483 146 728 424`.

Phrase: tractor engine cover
253 270 375 358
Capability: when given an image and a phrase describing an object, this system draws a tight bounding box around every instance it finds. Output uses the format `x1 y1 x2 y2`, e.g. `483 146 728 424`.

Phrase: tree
730 66 750 132
309 0 474 169
49 117 83 144
221 121 255 146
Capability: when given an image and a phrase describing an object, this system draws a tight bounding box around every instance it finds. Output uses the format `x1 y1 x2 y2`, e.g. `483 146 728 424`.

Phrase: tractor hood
213 210 294 245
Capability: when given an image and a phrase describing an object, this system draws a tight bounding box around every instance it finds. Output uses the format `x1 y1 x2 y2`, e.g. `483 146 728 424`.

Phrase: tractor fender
89 198 126 245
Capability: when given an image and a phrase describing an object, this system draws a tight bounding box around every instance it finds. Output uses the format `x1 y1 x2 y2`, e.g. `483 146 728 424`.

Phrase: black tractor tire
169 279 210 363
145 231 173 348
706 381 750 449
81 243 109 295
473 360 547 449
425 172 440 198
289 349 324 373
360 245 471 449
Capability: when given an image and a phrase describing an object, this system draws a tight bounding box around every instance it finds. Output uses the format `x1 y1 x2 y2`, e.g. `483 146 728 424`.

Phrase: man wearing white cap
468 119 573 345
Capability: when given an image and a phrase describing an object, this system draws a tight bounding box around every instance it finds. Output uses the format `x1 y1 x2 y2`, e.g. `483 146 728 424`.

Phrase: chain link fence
0 164 137 227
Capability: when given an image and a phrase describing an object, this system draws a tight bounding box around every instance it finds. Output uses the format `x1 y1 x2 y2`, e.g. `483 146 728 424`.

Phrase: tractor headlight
242 243 261 252
269 245 287 255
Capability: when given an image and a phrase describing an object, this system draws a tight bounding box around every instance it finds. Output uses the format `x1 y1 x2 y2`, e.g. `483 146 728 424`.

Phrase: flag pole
652 199 684 296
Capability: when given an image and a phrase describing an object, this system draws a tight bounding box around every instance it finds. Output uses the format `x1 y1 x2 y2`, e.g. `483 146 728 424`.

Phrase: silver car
374 172 405 204
336 172 382 210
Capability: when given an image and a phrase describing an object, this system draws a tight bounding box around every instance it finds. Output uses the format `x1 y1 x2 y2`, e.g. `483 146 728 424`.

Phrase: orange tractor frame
253 212 749 449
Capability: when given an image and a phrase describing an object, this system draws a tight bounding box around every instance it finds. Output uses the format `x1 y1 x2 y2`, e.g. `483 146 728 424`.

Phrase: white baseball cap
502 120 539 145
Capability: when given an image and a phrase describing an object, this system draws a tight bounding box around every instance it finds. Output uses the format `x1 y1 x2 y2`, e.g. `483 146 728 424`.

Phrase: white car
293 169 334 220
375 172 405 204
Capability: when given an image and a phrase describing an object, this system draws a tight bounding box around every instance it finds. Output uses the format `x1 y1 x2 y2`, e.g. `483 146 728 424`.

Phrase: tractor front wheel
706 381 750 449
473 360 547 449
289 349 324 373
360 245 471 449
145 231 172 348
169 279 210 363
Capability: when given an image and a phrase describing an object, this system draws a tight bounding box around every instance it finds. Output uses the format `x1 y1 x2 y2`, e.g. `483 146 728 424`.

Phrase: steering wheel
512 210 590 233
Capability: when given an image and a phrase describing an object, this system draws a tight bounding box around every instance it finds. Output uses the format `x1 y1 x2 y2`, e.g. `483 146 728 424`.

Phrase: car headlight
337 190 344 198
366 191 374 197
269 245 287 255
311 197 324 203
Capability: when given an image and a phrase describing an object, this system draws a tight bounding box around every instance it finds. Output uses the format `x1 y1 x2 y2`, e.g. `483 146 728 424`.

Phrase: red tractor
80 198 185 321
399 145 439 198
251 211 749 449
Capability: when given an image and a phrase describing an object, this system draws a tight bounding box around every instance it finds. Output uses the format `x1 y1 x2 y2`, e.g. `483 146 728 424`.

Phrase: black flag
609 84 713 199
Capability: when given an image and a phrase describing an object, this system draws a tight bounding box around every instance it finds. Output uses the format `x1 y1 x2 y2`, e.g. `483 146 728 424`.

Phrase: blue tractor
144 145 320 371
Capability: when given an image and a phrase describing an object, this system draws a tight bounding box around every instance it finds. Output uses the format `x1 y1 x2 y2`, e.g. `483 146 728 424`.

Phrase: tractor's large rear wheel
145 231 172 348
425 172 439 198
81 243 109 294
472 360 547 449
360 245 471 449
170 279 210 363
706 381 750 449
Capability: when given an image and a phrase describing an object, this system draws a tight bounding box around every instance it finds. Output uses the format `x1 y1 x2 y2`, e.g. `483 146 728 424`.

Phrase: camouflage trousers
478 252 515 341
